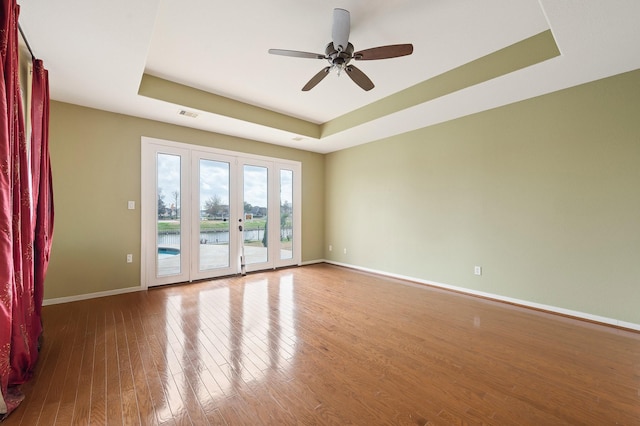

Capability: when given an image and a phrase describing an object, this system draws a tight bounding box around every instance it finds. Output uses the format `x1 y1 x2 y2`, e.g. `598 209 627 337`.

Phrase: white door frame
191 150 239 281
141 136 302 288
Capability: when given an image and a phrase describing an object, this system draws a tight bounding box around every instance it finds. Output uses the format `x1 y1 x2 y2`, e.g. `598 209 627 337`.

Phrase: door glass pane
243 165 268 264
157 153 181 277
280 169 293 260
199 159 230 271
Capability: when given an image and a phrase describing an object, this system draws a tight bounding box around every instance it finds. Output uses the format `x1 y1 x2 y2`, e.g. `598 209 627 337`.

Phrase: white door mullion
142 137 301 287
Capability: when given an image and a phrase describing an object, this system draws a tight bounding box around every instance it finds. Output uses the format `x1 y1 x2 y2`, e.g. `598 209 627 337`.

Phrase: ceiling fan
268 8 413 91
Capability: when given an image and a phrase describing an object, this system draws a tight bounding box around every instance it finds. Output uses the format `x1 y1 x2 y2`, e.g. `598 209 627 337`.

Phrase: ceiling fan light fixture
268 8 414 91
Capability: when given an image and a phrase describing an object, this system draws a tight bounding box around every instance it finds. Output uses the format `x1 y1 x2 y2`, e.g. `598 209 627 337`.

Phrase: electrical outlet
127 201 135 210
329 245 332 251
474 266 482 276
343 248 347 254
127 254 133 263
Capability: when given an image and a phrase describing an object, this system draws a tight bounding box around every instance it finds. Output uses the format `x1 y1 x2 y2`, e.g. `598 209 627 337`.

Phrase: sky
156 154 293 212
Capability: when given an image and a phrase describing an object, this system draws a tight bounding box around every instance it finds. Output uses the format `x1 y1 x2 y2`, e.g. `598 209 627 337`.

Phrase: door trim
141 136 302 288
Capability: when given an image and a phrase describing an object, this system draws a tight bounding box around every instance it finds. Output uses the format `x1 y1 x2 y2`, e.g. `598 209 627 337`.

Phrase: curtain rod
18 23 36 60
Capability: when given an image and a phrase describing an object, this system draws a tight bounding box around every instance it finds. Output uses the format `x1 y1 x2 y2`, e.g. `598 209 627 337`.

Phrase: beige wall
47 69 640 326
46 102 325 299
325 69 640 324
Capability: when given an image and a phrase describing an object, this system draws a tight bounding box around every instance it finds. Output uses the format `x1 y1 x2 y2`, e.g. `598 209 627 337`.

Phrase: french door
141 137 301 287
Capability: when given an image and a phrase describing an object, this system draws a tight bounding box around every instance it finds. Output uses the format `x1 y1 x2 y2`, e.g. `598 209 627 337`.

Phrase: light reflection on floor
158 274 297 418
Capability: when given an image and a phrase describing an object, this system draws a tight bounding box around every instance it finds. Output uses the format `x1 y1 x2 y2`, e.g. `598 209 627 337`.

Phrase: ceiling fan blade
354 44 414 60
268 49 326 59
332 8 350 52
345 65 374 91
302 67 331 91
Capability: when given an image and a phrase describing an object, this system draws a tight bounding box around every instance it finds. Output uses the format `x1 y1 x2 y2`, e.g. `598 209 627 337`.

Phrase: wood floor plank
36 304 86 426
122 309 157 426
4 264 640 424
88 311 107 425
104 310 124 426
129 309 173 425
55 311 90 425
69 315 97 425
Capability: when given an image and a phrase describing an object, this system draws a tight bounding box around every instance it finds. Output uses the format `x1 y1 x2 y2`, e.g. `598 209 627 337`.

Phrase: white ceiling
17 0 640 153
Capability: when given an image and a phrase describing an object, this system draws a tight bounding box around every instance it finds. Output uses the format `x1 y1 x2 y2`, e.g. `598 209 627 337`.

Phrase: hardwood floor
4 264 640 425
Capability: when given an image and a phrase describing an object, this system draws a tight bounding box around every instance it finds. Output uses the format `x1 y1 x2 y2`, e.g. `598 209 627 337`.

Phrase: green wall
46 102 325 299
47 69 640 326
325 69 640 325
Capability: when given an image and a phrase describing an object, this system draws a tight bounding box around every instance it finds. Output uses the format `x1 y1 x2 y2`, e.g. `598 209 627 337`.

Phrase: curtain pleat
31 58 52 331
0 0 25 416
0 0 53 418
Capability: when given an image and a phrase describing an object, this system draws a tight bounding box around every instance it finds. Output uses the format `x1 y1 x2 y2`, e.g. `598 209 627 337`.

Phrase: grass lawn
157 218 267 231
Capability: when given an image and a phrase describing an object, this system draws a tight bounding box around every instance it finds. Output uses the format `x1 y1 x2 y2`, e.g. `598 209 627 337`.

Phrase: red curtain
0 0 53 418
31 59 53 327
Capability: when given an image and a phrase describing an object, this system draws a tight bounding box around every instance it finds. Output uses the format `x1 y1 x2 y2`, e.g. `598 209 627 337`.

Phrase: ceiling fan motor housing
326 42 354 69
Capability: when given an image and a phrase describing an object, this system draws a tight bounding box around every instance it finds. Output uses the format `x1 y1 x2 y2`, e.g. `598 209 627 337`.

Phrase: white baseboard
42 285 143 306
40 262 326 305
323 260 640 332
299 259 325 266
41 261 640 332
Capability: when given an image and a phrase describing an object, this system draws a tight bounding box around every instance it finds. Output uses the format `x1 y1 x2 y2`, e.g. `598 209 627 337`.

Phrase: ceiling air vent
178 109 199 118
